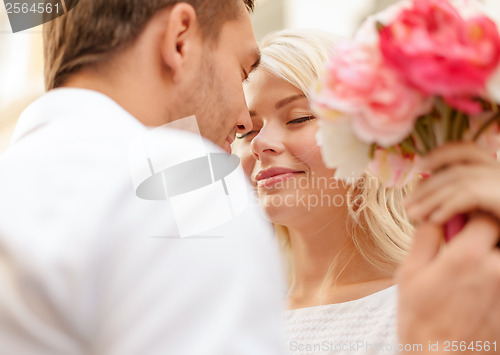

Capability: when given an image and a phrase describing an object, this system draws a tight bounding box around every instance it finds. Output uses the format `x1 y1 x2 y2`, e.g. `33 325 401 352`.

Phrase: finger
405 165 474 208
407 165 500 221
418 142 495 172
407 185 457 222
429 192 481 225
399 223 443 277
449 213 500 253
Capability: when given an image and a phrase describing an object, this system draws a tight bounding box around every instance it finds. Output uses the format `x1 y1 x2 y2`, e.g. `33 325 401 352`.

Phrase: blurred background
1 0 500 153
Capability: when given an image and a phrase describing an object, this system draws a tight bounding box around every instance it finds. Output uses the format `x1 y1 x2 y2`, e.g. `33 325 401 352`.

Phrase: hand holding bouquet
313 0 500 240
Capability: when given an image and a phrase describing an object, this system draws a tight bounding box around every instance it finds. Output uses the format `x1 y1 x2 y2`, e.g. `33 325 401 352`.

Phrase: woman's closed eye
287 116 316 125
237 116 315 139
237 130 258 140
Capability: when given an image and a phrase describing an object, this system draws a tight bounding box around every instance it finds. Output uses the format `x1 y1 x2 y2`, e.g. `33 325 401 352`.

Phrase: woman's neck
285 209 395 309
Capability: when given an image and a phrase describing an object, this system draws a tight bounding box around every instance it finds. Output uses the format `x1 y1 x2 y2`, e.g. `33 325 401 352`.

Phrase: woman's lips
257 172 303 187
255 168 305 188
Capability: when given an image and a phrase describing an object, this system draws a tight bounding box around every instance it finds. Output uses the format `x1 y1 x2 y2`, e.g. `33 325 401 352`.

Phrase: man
398 144 500 353
0 1 285 354
398 216 500 354
0 1 499 354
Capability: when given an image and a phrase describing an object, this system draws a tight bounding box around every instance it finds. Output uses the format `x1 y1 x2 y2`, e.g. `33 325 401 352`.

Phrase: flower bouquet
312 0 500 241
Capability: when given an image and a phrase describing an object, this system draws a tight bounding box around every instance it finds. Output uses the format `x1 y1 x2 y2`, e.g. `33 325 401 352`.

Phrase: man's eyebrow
275 94 307 110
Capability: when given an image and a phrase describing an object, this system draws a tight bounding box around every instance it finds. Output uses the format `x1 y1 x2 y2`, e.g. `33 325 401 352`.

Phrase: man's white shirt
0 89 285 355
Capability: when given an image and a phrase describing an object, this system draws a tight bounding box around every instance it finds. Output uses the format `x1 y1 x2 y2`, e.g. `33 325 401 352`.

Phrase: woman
237 29 415 352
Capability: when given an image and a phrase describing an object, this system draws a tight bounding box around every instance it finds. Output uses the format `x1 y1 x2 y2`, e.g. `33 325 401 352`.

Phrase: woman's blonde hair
258 29 415 285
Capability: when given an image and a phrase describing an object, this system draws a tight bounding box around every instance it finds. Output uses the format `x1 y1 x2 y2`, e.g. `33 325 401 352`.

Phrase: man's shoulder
9 88 145 148
5 88 215 163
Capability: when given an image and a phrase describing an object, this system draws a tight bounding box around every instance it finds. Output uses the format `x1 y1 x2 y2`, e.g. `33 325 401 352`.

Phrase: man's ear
160 3 200 84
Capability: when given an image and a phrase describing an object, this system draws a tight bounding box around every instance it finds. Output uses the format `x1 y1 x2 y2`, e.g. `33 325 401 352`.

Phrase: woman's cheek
235 141 255 179
292 127 323 167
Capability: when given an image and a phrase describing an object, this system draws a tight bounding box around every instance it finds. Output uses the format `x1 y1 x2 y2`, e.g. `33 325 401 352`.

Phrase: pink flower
314 42 429 147
443 96 483 114
368 147 419 187
379 0 500 113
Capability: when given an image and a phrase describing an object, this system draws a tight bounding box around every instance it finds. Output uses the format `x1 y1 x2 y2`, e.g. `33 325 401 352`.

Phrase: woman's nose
251 124 284 160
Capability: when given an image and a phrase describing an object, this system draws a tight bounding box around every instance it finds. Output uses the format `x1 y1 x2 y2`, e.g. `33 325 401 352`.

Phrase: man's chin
222 139 232 154
200 134 232 154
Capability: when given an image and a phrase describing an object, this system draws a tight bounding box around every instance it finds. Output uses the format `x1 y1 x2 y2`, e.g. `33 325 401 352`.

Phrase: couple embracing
0 1 499 354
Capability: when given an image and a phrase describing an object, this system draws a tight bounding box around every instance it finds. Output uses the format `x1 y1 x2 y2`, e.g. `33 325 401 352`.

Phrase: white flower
487 64 500 104
368 148 419 188
452 0 488 19
354 0 413 46
316 118 371 181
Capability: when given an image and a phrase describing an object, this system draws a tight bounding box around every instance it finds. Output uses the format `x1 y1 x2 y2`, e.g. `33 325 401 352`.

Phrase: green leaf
375 21 385 32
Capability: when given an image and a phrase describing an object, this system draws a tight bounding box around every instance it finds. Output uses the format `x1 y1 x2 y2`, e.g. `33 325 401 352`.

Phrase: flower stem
451 111 465 141
436 98 452 143
411 126 429 155
415 118 434 152
473 111 500 141
401 139 424 156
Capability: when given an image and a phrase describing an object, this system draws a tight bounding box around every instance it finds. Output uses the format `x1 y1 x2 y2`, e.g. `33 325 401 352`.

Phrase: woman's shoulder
285 285 397 316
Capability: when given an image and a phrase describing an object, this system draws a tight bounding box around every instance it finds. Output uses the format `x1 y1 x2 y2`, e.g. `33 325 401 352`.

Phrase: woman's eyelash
287 116 316 124
236 130 257 139
236 116 315 139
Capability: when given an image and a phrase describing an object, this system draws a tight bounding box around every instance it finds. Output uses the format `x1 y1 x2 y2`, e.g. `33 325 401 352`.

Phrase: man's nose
236 110 253 135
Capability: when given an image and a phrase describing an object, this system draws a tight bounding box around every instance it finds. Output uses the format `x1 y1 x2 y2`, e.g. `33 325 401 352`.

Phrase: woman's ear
159 3 200 84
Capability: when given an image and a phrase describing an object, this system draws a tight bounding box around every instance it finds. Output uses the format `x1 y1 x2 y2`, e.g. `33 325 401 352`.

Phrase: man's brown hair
43 0 255 90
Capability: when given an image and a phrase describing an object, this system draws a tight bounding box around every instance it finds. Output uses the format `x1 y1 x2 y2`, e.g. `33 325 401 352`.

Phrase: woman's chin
260 195 306 226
